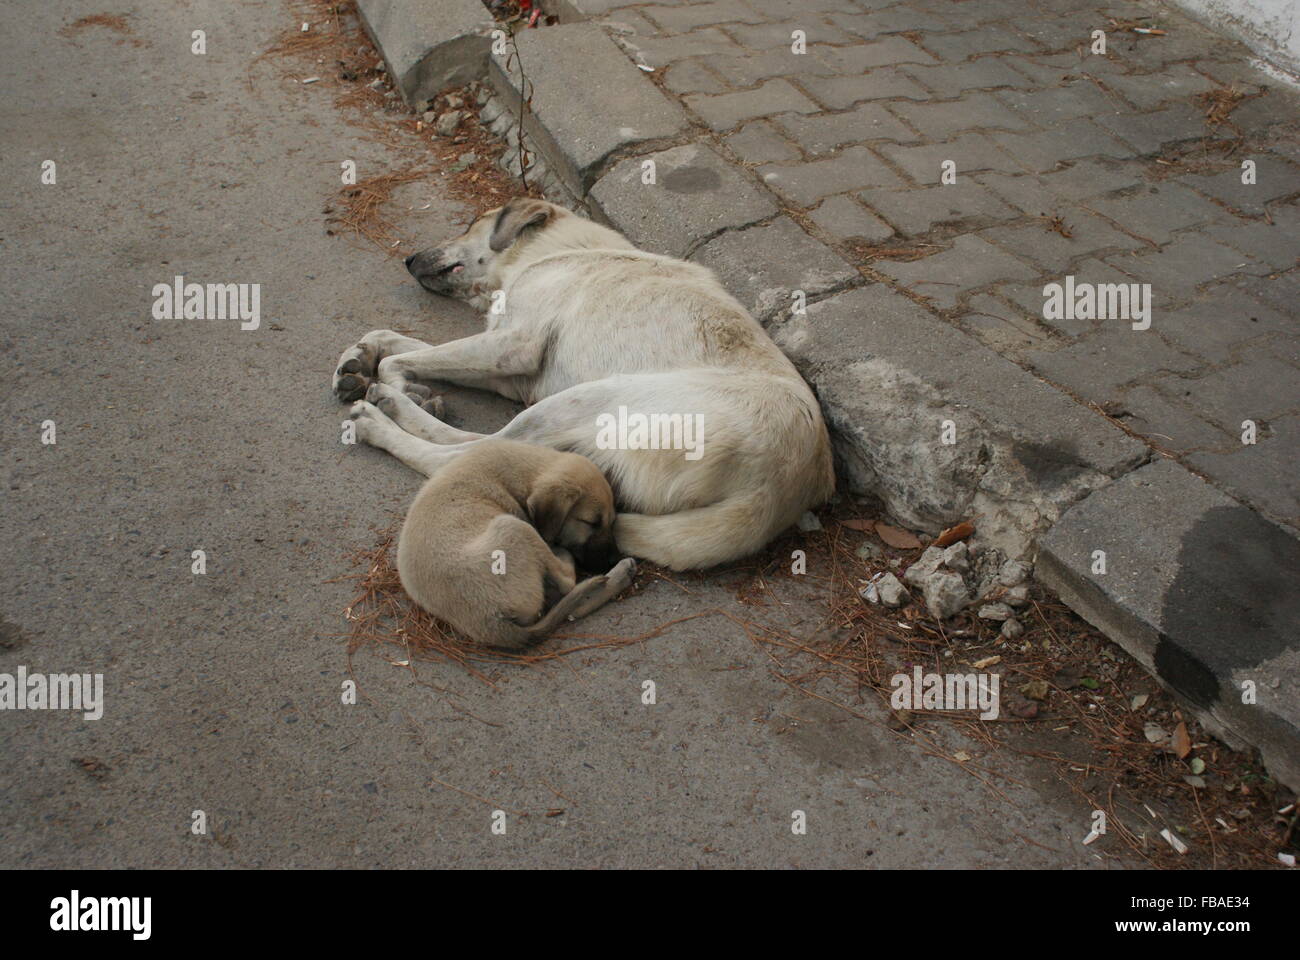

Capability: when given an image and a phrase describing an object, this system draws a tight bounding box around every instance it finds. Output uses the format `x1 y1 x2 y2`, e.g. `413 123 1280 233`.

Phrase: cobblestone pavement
578 0 1300 531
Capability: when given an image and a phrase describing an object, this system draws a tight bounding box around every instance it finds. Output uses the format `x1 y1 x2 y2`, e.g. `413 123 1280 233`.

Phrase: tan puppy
396 439 637 649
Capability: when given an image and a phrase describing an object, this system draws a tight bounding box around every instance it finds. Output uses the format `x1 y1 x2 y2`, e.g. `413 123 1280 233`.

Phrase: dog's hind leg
347 400 472 477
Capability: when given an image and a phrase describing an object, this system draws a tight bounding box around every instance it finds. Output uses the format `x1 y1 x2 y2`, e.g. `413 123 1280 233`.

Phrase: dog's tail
492 558 638 649
614 491 792 571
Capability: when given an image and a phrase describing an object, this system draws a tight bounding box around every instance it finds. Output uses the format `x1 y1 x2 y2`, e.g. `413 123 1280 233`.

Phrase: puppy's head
405 198 562 300
526 454 620 571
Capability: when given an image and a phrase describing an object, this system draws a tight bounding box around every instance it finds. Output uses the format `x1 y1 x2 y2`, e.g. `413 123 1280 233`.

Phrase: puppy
396 439 637 649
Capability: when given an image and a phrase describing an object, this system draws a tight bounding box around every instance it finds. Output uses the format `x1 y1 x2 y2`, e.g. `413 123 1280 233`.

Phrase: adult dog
335 197 834 570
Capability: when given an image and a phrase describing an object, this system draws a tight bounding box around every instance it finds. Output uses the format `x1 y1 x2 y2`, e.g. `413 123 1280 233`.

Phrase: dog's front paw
333 340 379 401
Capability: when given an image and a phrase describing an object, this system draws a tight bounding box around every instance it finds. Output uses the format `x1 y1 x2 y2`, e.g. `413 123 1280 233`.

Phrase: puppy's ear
489 199 552 252
526 476 582 542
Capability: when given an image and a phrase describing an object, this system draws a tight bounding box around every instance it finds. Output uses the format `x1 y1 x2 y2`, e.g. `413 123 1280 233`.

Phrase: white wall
1172 0 1300 77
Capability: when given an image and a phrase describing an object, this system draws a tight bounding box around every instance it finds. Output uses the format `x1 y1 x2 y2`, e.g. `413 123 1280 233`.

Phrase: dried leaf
875 522 922 549
842 518 874 532
1172 721 1192 759
933 521 975 548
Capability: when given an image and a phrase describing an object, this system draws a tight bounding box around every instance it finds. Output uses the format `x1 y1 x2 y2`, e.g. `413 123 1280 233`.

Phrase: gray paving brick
1026 329 1203 403
998 258 1145 337
889 93 1033 138
691 216 859 323
811 36 938 73
1186 416 1300 523
758 145 905 205
858 182 1018 236
1177 157 1300 217
641 0 766 31
827 6 952 39
902 58 1039 97
1037 157 1144 201
1002 51 1131 88
774 103 915 153
981 209 1144 272
685 79 821 131
1202 206 1300 272
1084 182 1228 244
802 69 931 108
807 194 895 242
590 142 778 257
707 50 834 86
621 28 746 68
661 60 729 95
881 133 1021 184
961 294 1053 351
1101 64 1216 110
1012 16 1092 50
921 26 1043 60
996 84 1124 127
1118 385 1234 453
723 19 856 49
1094 103 1208 155
1154 286 1294 363
986 118 1136 174
1231 268 1300 315
874 234 1037 308
725 119 801 165
1107 235 1266 306
1158 349 1300 431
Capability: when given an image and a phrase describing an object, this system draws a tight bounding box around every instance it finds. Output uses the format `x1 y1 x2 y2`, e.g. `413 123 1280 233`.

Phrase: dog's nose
404 253 416 268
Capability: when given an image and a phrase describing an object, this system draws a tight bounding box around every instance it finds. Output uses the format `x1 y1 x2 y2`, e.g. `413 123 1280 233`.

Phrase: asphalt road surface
0 0 1128 868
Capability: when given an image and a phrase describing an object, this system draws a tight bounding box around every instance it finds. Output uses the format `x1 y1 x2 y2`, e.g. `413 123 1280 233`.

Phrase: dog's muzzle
405 249 464 292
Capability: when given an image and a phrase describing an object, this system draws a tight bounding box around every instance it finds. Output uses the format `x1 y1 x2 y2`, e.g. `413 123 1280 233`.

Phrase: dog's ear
526 475 583 542
489 199 552 252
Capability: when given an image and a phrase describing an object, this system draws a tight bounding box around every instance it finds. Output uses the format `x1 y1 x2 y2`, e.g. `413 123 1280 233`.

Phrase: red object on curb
528 9 541 26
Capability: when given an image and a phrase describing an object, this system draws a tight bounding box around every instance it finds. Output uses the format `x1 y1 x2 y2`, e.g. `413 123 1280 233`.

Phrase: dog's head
405 198 562 300
526 453 620 571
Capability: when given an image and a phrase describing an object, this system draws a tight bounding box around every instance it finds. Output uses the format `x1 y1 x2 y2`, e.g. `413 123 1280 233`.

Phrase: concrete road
0 0 1126 868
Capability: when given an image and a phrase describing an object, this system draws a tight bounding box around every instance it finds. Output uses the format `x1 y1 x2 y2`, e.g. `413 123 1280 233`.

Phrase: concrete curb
356 0 494 106
1038 459 1299 789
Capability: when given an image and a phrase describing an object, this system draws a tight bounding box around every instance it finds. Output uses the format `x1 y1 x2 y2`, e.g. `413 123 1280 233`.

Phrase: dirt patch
58 13 142 46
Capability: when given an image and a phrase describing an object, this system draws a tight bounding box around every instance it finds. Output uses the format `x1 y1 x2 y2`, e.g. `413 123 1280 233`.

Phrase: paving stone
1012 15 1092 50
1106 234 1266 306
685 79 821 131
726 0 855 14
1026 329 1204 403
357 0 493 104
1101 64 1216 110
724 19 856 49
774 103 915 153
1084 182 1228 244
982 210 1143 272
1230 89 1300 133
996 84 1123 127
801 69 931 108
858 182 1018 236
1035 458 1300 793
961 294 1054 351
1105 20 1237 70
807 194 895 242
758 145 906 205
640 0 766 32
889 92 1033 138
707 51 834 87
986 118 1136 174
1094 103 1208 155
490 22 690 193
691 216 858 323
725 120 801 165
1202 207 1300 272
1037 157 1144 201
1157 349 1300 432
1002 50 1132 88
999 258 1149 337
921 26 1043 60
901 59 1039 97
590 142 778 257
661 60 729 95
1177 157 1300 217
620 28 746 68
1186 416 1300 524
1118 384 1235 453
1153 286 1294 363
881 133 1021 184
875 234 1038 308
598 9 661 36
828 7 953 39
811 36 938 73
1231 268 1300 315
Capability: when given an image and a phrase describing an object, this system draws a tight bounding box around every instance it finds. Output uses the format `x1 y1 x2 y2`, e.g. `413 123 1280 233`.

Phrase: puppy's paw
421 395 446 419
606 557 638 592
364 380 403 417
346 399 391 442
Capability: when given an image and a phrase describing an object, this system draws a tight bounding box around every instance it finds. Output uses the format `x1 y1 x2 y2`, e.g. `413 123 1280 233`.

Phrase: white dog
336 198 834 570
